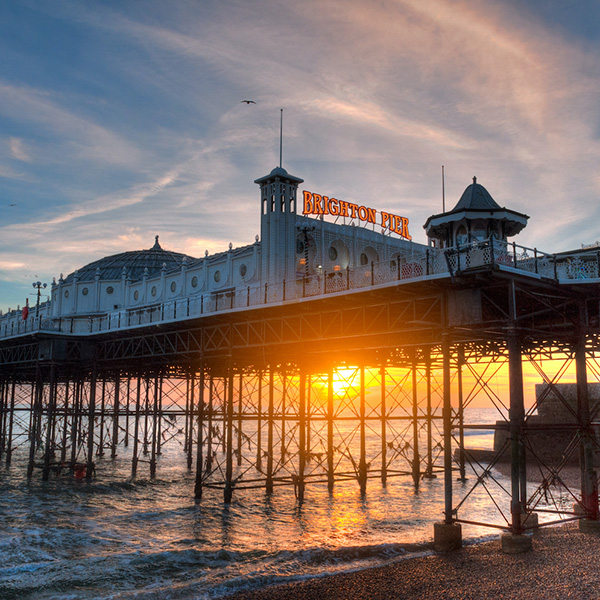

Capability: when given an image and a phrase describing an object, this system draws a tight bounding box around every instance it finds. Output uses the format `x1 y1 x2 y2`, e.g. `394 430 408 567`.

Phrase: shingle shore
226 522 600 600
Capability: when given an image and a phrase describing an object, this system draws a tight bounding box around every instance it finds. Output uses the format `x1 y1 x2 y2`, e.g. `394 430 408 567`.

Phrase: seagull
241 100 256 104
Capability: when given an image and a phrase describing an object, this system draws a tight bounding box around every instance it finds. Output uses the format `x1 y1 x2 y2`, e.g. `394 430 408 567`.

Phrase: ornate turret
255 166 304 284
424 176 529 249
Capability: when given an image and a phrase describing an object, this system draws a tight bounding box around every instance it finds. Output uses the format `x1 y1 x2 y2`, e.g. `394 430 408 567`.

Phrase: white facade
6 168 513 336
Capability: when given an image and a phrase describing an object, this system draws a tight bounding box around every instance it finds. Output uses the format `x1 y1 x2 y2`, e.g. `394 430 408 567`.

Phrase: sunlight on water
0 407 567 600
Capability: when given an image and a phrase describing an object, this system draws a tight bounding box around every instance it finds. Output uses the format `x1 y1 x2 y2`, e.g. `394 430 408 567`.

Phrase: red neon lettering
303 191 314 214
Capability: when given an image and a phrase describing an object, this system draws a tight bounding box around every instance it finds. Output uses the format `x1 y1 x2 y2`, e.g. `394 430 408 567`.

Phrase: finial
255 234 259 243
228 242 233 251
473 176 477 184
152 235 161 250
205 249 209 257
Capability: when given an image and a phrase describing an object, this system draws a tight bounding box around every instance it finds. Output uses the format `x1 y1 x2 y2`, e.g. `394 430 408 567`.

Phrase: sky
1 0 600 311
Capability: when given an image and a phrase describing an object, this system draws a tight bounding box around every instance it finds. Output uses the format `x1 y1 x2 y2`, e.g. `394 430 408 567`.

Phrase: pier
1 168 600 550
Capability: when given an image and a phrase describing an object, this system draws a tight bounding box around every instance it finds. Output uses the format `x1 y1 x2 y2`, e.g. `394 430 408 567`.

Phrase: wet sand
227 521 600 600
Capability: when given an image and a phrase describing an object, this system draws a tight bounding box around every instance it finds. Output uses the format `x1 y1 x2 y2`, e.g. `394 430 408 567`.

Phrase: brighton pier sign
302 190 411 240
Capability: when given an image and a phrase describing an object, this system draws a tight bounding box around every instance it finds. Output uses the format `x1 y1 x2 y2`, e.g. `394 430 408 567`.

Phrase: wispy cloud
0 0 599 311
9 137 30 162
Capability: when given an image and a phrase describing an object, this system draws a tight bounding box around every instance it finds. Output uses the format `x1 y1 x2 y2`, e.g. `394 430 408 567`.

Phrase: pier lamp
32 281 47 317
296 222 316 278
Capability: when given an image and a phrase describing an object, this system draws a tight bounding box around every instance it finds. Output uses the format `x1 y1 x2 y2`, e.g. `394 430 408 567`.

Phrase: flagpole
279 109 283 168
442 165 445 213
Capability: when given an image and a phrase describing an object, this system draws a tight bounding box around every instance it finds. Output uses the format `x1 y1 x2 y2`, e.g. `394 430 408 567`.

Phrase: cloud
0 82 144 167
9 137 30 162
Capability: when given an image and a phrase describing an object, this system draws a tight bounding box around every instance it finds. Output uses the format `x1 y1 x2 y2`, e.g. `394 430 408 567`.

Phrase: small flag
22 299 29 320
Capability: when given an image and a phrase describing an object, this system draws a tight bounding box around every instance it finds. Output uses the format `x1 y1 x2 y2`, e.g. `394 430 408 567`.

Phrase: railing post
283 279 286 301
346 266 350 290
264 282 268 304
597 252 600 278
534 248 538 274
371 261 374 286
553 254 558 280
426 249 430 276
201 295 204 314
303 276 306 298
215 294 219 311
512 242 517 268
247 286 250 306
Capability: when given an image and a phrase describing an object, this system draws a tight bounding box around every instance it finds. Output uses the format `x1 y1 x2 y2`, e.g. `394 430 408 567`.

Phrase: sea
0 407 571 599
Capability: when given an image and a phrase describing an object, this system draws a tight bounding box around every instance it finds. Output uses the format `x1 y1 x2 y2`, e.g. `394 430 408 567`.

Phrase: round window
133 290 139 301
151 286 157 297
328 246 338 261
191 275 198 288
239 264 247 277
214 270 221 283
82 287 89 296
170 281 177 293
106 286 114 295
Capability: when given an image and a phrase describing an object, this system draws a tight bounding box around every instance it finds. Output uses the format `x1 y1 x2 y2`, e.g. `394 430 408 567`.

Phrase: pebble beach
228 464 599 600
227 521 600 600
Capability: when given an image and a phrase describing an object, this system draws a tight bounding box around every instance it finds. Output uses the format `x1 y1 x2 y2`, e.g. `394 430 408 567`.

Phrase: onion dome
63 236 196 284
423 177 529 248
453 176 502 211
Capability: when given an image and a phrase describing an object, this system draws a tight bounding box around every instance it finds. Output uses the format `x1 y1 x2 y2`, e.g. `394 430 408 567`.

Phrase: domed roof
451 176 501 212
254 166 304 185
62 236 196 284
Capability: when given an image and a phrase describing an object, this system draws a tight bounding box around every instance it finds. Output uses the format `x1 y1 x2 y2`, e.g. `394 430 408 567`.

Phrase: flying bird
241 100 256 104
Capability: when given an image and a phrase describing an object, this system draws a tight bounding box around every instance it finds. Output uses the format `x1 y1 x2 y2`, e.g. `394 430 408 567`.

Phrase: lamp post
32 281 47 318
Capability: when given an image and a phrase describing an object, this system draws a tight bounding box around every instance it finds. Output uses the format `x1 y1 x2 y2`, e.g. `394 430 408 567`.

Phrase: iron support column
224 363 235 503
380 366 387 485
194 367 205 500
297 368 306 502
266 367 274 495
359 366 367 494
411 356 420 488
442 333 453 524
86 365 97 479
327 368 334 492
507 327 525 534
576 303 599 520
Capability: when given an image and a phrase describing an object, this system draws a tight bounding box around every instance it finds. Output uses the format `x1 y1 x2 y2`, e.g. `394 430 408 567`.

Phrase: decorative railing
1 239 599 339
